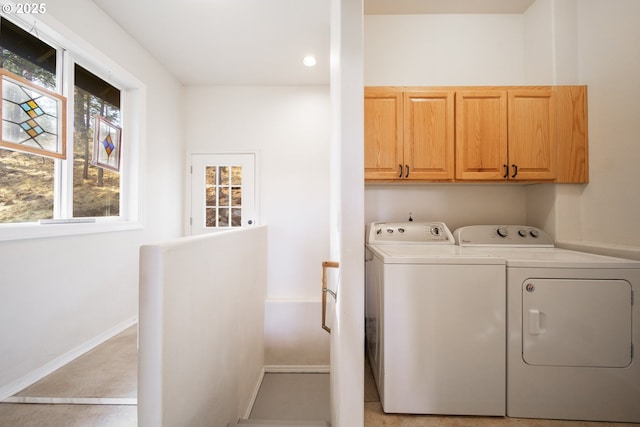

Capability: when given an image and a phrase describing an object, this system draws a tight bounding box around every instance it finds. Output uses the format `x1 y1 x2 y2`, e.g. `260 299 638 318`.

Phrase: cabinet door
404 90 455 180
455 90 508 180
508 89 556 180
364 88 403 180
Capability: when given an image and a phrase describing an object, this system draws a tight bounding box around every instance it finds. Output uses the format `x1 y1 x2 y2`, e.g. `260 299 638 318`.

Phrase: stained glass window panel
1 70 66 159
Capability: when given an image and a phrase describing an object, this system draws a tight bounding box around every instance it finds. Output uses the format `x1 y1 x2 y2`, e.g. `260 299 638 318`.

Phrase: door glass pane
231 187 242 206
231 166 242 185
218 207 229 227
218 166 229 185
219 187 229 206
205 208 216 227
231 208 242 227
201 164 243 228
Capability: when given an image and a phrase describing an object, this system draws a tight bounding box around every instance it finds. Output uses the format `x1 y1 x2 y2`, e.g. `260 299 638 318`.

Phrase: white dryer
365 221 506 416
455 225 640 423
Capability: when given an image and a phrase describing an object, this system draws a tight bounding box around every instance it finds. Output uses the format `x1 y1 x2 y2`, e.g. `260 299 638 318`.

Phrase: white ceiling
365 0 535 15
92 0 535 86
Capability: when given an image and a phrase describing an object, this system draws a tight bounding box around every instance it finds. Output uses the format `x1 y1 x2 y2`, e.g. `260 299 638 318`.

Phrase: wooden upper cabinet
364 88 403 180
366 85 588 183
364 87 454 181
456 88 558 181
455 90 508 180
404 90 455 180
508 89 556 180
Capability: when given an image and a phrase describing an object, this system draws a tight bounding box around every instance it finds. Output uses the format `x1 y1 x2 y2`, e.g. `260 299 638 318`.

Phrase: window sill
0 220 143 242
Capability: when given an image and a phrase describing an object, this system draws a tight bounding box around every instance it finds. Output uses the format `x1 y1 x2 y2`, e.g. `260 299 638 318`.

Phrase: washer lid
366 221 454 245
367 244 505 265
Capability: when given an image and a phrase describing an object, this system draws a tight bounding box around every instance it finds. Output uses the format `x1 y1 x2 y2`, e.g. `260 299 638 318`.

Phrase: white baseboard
243 367 266 419
0 316 137 401
264 365 330 373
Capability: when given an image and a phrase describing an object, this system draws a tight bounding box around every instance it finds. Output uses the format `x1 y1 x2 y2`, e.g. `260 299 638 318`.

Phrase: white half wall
138 226 267 427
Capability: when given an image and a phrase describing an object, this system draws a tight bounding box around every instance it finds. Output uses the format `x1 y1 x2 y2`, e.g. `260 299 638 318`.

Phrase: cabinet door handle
512 164 518 178
405 164 410 178
398 164 403 178
503 164 509 179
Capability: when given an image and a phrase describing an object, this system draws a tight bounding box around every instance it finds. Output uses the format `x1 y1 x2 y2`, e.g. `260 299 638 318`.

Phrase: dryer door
522 279 632 367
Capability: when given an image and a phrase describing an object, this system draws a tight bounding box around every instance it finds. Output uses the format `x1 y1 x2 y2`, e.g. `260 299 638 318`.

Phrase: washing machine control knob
518 229 527 237
496 227 509 238
530 229 540 238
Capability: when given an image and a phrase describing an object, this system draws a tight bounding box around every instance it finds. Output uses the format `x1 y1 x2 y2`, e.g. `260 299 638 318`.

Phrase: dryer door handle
528 309 541 335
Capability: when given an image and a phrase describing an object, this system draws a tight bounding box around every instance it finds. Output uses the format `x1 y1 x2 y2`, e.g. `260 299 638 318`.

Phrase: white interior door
190 153 256 235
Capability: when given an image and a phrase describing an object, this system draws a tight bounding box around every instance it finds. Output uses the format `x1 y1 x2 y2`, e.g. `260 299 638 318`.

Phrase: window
0 15 139 238
0 17 58 223
73 64 121 218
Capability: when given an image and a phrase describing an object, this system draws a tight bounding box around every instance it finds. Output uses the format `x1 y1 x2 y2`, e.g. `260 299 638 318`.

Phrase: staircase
227 419 330 427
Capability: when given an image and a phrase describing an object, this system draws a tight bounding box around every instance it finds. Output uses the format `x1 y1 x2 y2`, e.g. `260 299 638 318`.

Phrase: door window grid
205 165 242 227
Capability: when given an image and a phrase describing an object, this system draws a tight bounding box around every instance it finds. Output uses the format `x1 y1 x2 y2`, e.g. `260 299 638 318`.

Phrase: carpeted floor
2 326 638 427
0 325 137 427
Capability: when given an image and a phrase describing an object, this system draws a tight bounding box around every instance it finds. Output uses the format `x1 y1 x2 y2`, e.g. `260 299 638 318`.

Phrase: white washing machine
365 221 506 416
455 225 640 423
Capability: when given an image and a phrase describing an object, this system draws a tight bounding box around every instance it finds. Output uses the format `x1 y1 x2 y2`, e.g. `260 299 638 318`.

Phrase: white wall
575 0 640 249
183 86 331 366
524 0 640 258
364 13 529 231
138 226 267 427
0 2 183 396
365 14 525 86
365 184 526 231
330 0 365 425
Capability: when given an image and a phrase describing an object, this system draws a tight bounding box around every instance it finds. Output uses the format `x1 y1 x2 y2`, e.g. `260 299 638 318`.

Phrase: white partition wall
138 226 268 427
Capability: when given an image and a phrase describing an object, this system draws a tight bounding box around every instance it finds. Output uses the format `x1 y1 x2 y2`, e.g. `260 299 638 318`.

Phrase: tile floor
1 325 639 427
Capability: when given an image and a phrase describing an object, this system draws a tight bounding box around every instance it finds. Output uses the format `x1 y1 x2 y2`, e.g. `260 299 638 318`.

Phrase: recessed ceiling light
303 55 317 67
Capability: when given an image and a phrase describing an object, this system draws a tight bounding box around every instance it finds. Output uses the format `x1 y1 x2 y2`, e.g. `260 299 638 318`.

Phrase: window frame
0 12 144 241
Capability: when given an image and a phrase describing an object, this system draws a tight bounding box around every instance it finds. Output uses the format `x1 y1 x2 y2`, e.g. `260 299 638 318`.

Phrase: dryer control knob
518 229 527 237
497 227 509 238
530 229 540 238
